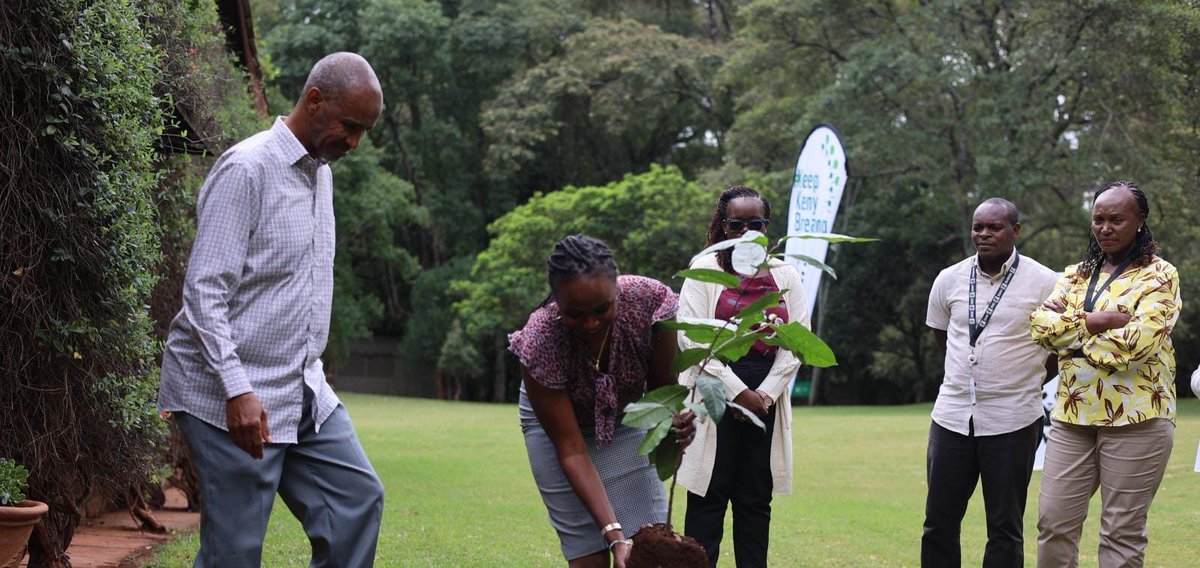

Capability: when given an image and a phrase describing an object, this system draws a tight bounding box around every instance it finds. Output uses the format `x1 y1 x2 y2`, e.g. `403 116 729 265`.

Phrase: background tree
436 320 486 400
453 165 715 400
248 0 1200 404
482 17 730 191
250 0 731 397
721 0 1200 402
1 0 264 561
327 139 426 365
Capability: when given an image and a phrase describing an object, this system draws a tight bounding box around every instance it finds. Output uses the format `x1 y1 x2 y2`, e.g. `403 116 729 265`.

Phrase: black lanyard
1084 256 1135 312
969 254 1020 348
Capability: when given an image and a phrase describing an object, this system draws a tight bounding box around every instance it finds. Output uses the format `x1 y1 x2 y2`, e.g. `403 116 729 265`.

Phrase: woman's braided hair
542 235 620 305
1074 181 1159 279
705 185 771 274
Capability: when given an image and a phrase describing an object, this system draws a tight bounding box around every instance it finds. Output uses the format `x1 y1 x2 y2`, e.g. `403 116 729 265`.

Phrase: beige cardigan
676 253 810 497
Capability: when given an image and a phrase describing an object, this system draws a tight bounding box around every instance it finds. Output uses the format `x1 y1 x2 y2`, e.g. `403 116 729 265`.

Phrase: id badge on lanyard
968 255 1020 366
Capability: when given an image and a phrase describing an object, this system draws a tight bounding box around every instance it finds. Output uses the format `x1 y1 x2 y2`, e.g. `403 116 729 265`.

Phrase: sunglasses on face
724 218 769 232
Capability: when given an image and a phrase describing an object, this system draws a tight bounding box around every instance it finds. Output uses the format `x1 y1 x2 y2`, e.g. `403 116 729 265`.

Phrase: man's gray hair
979 197 1020 225
301 52 381 102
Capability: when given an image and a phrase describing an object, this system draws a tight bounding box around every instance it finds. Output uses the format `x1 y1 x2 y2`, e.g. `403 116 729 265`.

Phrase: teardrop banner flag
784 124 848 317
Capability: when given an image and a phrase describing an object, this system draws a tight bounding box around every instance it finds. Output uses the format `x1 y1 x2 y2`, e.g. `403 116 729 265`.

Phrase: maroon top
714 273 788 355
509 275 678 446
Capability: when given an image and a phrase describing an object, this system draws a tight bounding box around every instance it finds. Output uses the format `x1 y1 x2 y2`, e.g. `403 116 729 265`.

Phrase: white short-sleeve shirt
926 248 1059 436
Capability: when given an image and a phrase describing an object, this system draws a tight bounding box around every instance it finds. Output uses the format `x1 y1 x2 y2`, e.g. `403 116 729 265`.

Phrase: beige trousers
1036 418 1174 568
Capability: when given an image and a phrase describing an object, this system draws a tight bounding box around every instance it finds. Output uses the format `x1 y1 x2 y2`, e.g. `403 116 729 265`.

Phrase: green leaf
649 433 680 481
736 311 766 331
683 328 722 343
684 401 709 420
675 268 739 288
763 322 838 367
638 417 673 456
639 384 688 409
671 347 711 374
726 401 766 431
621 402 674 429
782 233 878 244
688 238 742 265
658 319 730 332
713 333 760 364
695 375 727 424
734 292 782 322
670 317 737 344
0 458 30 505
783 254 838 279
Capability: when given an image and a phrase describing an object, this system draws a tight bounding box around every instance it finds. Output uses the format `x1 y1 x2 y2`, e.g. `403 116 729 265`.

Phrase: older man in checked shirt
158 52 385 568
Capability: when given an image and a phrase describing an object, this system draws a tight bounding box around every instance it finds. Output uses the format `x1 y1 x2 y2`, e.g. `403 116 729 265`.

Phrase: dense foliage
723 0 1200 401
249 1 729 381
1 0 262 561
0 458 31 506
1 1 166 562
146 0 269 336
452 165 713 397
1 6 1197 560
248 0 1200 404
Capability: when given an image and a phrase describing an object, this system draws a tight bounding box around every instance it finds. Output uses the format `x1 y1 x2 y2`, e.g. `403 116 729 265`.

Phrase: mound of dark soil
627 523 708 568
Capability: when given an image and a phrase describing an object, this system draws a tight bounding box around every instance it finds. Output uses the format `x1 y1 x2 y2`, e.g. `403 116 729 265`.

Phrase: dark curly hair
1074 181 1159 279
705 186 771 274
540 235 620 306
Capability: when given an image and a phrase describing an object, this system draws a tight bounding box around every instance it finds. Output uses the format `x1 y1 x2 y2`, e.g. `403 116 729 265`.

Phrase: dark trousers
685 353 776 568
921 416 1043 568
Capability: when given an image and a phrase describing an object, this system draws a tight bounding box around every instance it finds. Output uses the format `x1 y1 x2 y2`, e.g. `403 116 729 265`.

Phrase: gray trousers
175 390 384 568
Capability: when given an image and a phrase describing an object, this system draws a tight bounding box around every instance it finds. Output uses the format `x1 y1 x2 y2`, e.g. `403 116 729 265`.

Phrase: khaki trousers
1036 418 1174 568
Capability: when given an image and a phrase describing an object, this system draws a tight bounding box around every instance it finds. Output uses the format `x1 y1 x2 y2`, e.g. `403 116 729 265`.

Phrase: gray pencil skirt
519 390 668 560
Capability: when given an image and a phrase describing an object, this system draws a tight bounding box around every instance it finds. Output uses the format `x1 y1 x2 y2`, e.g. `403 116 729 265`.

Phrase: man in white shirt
159 52 385 567
922 198 1059 567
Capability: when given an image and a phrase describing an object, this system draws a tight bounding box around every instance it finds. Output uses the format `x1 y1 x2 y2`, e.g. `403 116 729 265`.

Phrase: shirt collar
270 116 321 168
973 247 1019 280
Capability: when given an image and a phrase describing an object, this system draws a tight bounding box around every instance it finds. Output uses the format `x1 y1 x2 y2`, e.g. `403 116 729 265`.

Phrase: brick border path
19 490 198 568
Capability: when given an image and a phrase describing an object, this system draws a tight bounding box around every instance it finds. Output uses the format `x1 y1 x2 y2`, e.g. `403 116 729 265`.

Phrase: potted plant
0 458 48 568
623 230 872 567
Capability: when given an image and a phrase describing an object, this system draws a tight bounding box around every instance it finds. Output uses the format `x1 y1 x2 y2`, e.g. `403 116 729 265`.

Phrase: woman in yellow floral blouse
1030 181 1179 568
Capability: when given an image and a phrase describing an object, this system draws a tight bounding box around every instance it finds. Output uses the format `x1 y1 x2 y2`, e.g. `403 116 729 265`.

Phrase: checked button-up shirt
159 117 341 443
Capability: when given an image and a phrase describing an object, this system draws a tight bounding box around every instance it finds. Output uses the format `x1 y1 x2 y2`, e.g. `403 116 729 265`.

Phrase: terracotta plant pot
0 500 48 568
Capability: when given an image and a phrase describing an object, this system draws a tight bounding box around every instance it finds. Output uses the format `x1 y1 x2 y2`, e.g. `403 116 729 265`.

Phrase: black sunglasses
724 218 769 232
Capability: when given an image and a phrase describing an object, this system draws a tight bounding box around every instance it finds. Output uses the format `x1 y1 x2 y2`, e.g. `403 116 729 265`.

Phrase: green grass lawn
145 395 1200 567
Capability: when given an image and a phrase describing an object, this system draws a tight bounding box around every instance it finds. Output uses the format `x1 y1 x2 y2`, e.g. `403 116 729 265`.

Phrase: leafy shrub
0 458 30 506
0 0 258 560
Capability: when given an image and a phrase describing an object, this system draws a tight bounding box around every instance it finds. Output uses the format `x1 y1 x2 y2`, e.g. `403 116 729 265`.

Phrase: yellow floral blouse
1030 257 1180 426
